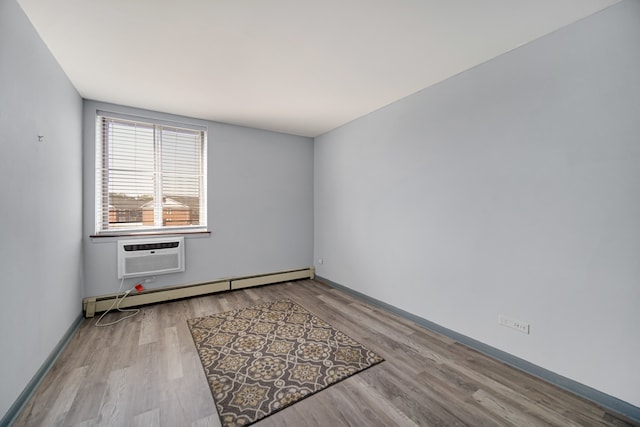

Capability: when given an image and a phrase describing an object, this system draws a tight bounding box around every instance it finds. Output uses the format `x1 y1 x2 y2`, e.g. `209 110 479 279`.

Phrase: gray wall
0 0 84 418
83 101 314 297
314 0 640 408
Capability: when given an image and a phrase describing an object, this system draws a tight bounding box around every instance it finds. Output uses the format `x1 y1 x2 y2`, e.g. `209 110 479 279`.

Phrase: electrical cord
95 278 141 327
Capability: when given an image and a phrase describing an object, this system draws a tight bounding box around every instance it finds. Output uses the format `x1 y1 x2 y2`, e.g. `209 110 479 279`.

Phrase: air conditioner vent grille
124 241 180 251
125 254 180 276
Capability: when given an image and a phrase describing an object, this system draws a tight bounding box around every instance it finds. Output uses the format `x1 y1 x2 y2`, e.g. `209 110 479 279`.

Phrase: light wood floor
13 279 638 426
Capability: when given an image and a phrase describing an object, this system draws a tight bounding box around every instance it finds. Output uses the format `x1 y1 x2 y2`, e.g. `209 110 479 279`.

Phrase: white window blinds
95 113 207 234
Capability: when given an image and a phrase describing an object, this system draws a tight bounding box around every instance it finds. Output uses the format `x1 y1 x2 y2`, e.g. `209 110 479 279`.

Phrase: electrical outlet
318 258 324 265
498 315 530 334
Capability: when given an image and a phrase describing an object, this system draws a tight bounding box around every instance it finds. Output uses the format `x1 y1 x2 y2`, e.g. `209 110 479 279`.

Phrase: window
95 112 207 234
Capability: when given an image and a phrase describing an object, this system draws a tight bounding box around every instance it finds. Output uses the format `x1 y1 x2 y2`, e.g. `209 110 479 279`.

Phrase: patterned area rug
187 299 384 426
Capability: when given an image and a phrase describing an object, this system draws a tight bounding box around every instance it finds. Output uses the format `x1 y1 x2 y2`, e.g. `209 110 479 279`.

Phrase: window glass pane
160 127 203 227
107 120 155 230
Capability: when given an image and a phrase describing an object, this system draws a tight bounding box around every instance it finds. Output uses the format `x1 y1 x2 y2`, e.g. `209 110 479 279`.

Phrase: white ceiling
17 0 618 137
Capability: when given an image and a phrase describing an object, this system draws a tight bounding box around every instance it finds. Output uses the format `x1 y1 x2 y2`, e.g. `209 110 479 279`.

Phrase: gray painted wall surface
314 1 640 407
83 101 314 298
0 0 84 418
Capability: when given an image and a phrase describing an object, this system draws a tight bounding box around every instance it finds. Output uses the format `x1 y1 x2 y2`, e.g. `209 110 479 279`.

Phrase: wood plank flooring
12 280 638 426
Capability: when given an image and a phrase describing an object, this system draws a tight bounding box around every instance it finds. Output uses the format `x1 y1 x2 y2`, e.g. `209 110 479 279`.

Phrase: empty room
1 0 639 426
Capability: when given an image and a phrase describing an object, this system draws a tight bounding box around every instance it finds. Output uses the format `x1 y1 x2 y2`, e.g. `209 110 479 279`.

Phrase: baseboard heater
82 267 315 318
230 268 314 290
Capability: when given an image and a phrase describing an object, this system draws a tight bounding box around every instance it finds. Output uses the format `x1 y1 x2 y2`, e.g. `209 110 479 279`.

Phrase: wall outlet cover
498 314 530 334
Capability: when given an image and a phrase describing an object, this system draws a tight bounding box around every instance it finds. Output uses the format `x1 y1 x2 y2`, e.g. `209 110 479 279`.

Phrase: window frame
94 111 208 236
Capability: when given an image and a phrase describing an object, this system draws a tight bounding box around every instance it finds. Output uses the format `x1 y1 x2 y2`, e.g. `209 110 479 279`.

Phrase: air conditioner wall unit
117 236 185 279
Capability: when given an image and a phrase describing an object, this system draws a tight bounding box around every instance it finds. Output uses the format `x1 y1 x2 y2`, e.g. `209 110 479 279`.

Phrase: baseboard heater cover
230 268 314 290
83 267 315 317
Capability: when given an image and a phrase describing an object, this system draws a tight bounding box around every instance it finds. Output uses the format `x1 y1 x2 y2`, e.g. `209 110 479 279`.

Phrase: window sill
90 230 211 239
